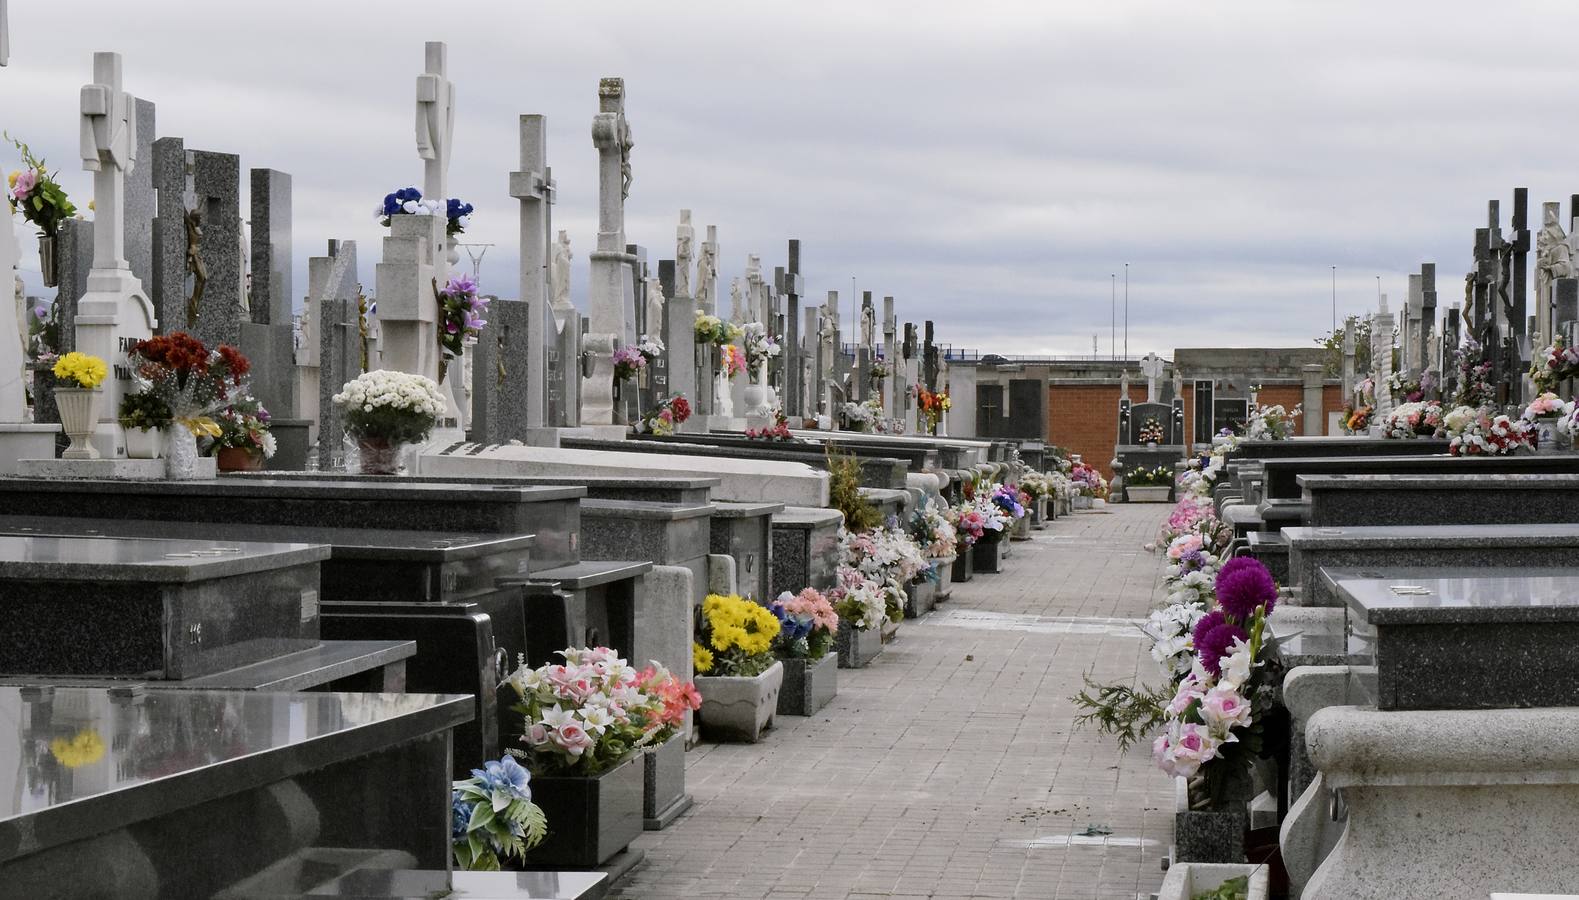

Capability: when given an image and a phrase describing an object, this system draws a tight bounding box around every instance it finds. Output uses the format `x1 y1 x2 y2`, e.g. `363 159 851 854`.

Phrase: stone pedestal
0 424 61 474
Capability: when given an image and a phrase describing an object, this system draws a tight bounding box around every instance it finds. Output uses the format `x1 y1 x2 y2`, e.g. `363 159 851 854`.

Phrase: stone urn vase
951 549 975 583
695 660 783 743
123 426 163 459
54 387 103 460
743 363 772 417
1128 485 1172 503
164 427 203 479
521 754 644 868
1531 416 1570 454
1173 776 1249 864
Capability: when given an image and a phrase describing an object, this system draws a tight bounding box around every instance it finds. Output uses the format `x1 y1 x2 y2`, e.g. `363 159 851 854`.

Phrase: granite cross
509 113 555 428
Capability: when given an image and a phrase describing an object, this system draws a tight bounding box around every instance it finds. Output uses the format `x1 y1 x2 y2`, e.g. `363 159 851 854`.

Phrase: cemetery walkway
614 503 1174 900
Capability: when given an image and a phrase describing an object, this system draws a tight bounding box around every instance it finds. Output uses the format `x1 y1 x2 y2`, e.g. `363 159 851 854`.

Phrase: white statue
675 209 694 299
693 236 716 310
550 230 573 313
644 272 665 340
860 303 875 350
729 277 744 323
1536 202 1573 344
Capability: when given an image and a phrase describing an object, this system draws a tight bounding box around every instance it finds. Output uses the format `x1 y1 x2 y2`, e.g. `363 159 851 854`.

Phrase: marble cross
1139 352 1165 400
510 113 555 427
415 42 454 215
583 76 634 425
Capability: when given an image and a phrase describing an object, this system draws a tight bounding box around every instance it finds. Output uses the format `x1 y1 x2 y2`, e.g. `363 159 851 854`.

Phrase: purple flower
1215 558 1277 622
444 273 479 297
446 321 460 334
1197 622 1248 676
1192 609 1225 650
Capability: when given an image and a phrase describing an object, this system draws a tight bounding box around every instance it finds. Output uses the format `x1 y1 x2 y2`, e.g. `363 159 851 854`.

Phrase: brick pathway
613 504 1174 900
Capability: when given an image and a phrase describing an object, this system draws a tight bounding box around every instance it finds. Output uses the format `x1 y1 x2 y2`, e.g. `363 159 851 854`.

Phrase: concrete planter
1031 496 1048 529
931 557 955 600
1173 776 1248 864
522 753 644 868
1012 514 1031 540
950 549 974 582
1073 495 1092 510
904 575 939 618
1157 863 1269 900
836 624 883 669
642 734 691 830
776 651 837 716
695 660 783 743
1128 485 1172 502
973 533 1005 573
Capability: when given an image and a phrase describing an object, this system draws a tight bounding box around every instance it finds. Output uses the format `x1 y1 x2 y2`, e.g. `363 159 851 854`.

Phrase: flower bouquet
828 567 888 667
612 345 646 383
869 358 890 381
771 588 840 715
839 524 930 614
128 333 251 476
451 756 548 871
437 273 489 382
207 394 275 470
1443 405 1533 457
991 483 1027 520
1454 340 1497 408
8 135 78 286
1380 400 1444 439
720 344 746 379
693 313 743 348
1137 417 1165 444
332 369 446 474
445 197 475 236
117 390 173 459
916 387 951 433
745 409 795 441
636 335 665 364
1127 465 1172 487
909 498 959 560
740 322 780 380
1531 335 1579 394
637 394 690 436
1243 403 1300 440
1340 402 1373 435
693 594 784 741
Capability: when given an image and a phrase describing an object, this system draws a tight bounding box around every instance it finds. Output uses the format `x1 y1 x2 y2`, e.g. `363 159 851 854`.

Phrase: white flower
579 705 614 735
402 200 421 214
1217 638 1254 689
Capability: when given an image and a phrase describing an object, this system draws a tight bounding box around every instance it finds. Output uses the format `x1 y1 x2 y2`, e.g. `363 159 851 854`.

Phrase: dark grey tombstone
52 218 94 354
469 299 532 445
1126 401 1174 444
150 136 188 334
190 150 243 348
1212 398 1249 435
249 168 292 326
783 240 803 417
923 320 938 392
318 296 361 470
1003 378 1045 439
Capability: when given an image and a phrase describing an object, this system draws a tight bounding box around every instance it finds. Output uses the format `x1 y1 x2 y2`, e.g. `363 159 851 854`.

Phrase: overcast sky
6 0 1576 358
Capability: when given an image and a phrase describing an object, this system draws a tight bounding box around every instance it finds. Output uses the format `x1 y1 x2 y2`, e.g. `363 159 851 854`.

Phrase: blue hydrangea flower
451 794 471 841
471 756 532 801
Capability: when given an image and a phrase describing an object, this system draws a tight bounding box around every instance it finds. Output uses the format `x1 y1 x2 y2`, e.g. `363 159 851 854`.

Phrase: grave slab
771 506 841 597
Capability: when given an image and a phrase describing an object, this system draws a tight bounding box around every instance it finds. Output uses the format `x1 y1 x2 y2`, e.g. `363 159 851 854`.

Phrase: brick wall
1047 384 1149 479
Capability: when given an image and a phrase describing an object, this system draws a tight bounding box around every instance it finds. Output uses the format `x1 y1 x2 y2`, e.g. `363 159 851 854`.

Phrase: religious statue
619 123 634 201
675 210 694 299
860 303 875 350
729 277 744 323
693 238 716 310
643 272 665 340
550 230 573 312
1536 203 1573 342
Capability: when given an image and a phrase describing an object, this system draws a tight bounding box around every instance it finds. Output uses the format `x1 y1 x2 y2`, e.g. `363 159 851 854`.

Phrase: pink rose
1163 723 1220 778
552 722 593 756
1199 686 1253 733
527 723 548 745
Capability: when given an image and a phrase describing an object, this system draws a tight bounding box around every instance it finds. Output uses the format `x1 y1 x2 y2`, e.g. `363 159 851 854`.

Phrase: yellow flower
50 729 106 768
692 642 714 673
6 171 17 189
52 351 109 389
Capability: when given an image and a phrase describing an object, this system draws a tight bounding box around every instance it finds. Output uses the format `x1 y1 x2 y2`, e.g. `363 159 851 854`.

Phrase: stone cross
922 320 938 393
782 239 803 417
1509 189 1532 392
1341 318 1356 400
76 51 157 458
695 224 718 317
509 113 555 428
415 42 454 217
583 76 635 425
1139 352 1165 400
674 210 694 300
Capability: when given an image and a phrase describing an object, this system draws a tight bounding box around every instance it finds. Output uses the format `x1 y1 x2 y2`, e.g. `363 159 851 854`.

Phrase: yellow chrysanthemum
52 351 108 389
6 171 17 189
50 729 106 769
692 642 714 673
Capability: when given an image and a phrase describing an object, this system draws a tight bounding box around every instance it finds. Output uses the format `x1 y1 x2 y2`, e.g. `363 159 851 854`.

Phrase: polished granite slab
0 640 414 693
0 686 470 889
0 535 326 679
1299 472 1579 528
1259 452 1579 500
1330 567 1579 710
228 470 721 507
301 868 606 898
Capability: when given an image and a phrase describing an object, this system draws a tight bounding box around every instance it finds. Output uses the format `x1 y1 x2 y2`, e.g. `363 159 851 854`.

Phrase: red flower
669 396 691 424
214 344 251 383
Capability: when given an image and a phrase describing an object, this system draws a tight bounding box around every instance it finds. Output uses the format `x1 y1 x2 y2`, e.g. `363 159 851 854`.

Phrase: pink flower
10 169 37 201
526 723 548 745
1198 685 1253 733
552 722 594 756
1161 723 1221 778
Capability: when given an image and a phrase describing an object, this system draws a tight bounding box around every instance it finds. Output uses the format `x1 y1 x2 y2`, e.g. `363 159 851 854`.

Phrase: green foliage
5 134 78 237
451 778 548 871
1315 315 1372 379
1192 875 1250 900
1070 672 1170 753
826 446 880 532
117 391 173 429
1126 465 1172 487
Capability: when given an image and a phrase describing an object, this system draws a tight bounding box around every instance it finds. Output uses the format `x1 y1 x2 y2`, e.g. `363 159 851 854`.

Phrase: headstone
1402 273 1422 375
1510 188 1531 396
1420 263 1438 386
782 240 802 417
923 320 938 392
882 296 897 413
379 42 453 421
856 291 873 402
469 298 531 444
819 292 840 416
583 76 636 426
74 52 157 458
1341 319 1356 400
240 167 296 420
308 240 360 469
148 135 185 333
125 99 155 293
508 114 555 428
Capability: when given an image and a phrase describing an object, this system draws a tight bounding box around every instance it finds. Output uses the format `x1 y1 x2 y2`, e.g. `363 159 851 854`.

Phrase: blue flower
471 756 532 801
447 197 474 219
451 794 471 841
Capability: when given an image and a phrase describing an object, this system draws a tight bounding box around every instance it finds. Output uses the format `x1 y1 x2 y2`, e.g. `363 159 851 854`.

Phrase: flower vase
354 437 405 475
743 382 768 417
38 234 59 288
521 754 644 868
836 624 884 669
642 734 691 830
54 387 103 460
716 370 734 418
444 236 460 269
936 415 948 437
215 447 263 472
123 426 163 459
776 652 838 716
1533 417 1566 454
695 661 784 742
164 427 202 479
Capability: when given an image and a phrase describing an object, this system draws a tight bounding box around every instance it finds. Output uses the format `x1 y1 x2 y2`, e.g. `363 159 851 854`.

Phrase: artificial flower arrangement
636 336 665 364
1137 417 1165 444
502 647 692 775
332 369 447 447
1531 335 1579 394
840 399 876 432
1384 370 1432 404
446 198 475 236
7 135 77 238
377 187 473 236
1522 392 1571 422
1443 405 1533 457
451 756 548 871
740 322 780 377
839 524 931 620
1153 558 1282 808
1243 402 1300 440
1355 376 1376 406
745 409 795 441
869 358 890 381
770 588 839 660
908 497 959 559
693 593 781 677
1126 465 1172 487
1454 339 1497 408
206 394 276 460
946 501 988 548
1380 400 1445 439
1340 402 1373 435
1017 471 1053 500
52 351 107 389
611 345 646 382
437 273 489 381
49 729 105 769
915 386 951 432
720 344 746 379
1070 460 1107 498
990 483 1027 520
128 333 251 438
637 394 691 436
827 566 889 632
694 313 743 348
117 390 173 432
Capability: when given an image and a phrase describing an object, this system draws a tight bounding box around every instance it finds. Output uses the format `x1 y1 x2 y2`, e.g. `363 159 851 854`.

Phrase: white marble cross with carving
1139 352 1165 399
415 41 454 212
